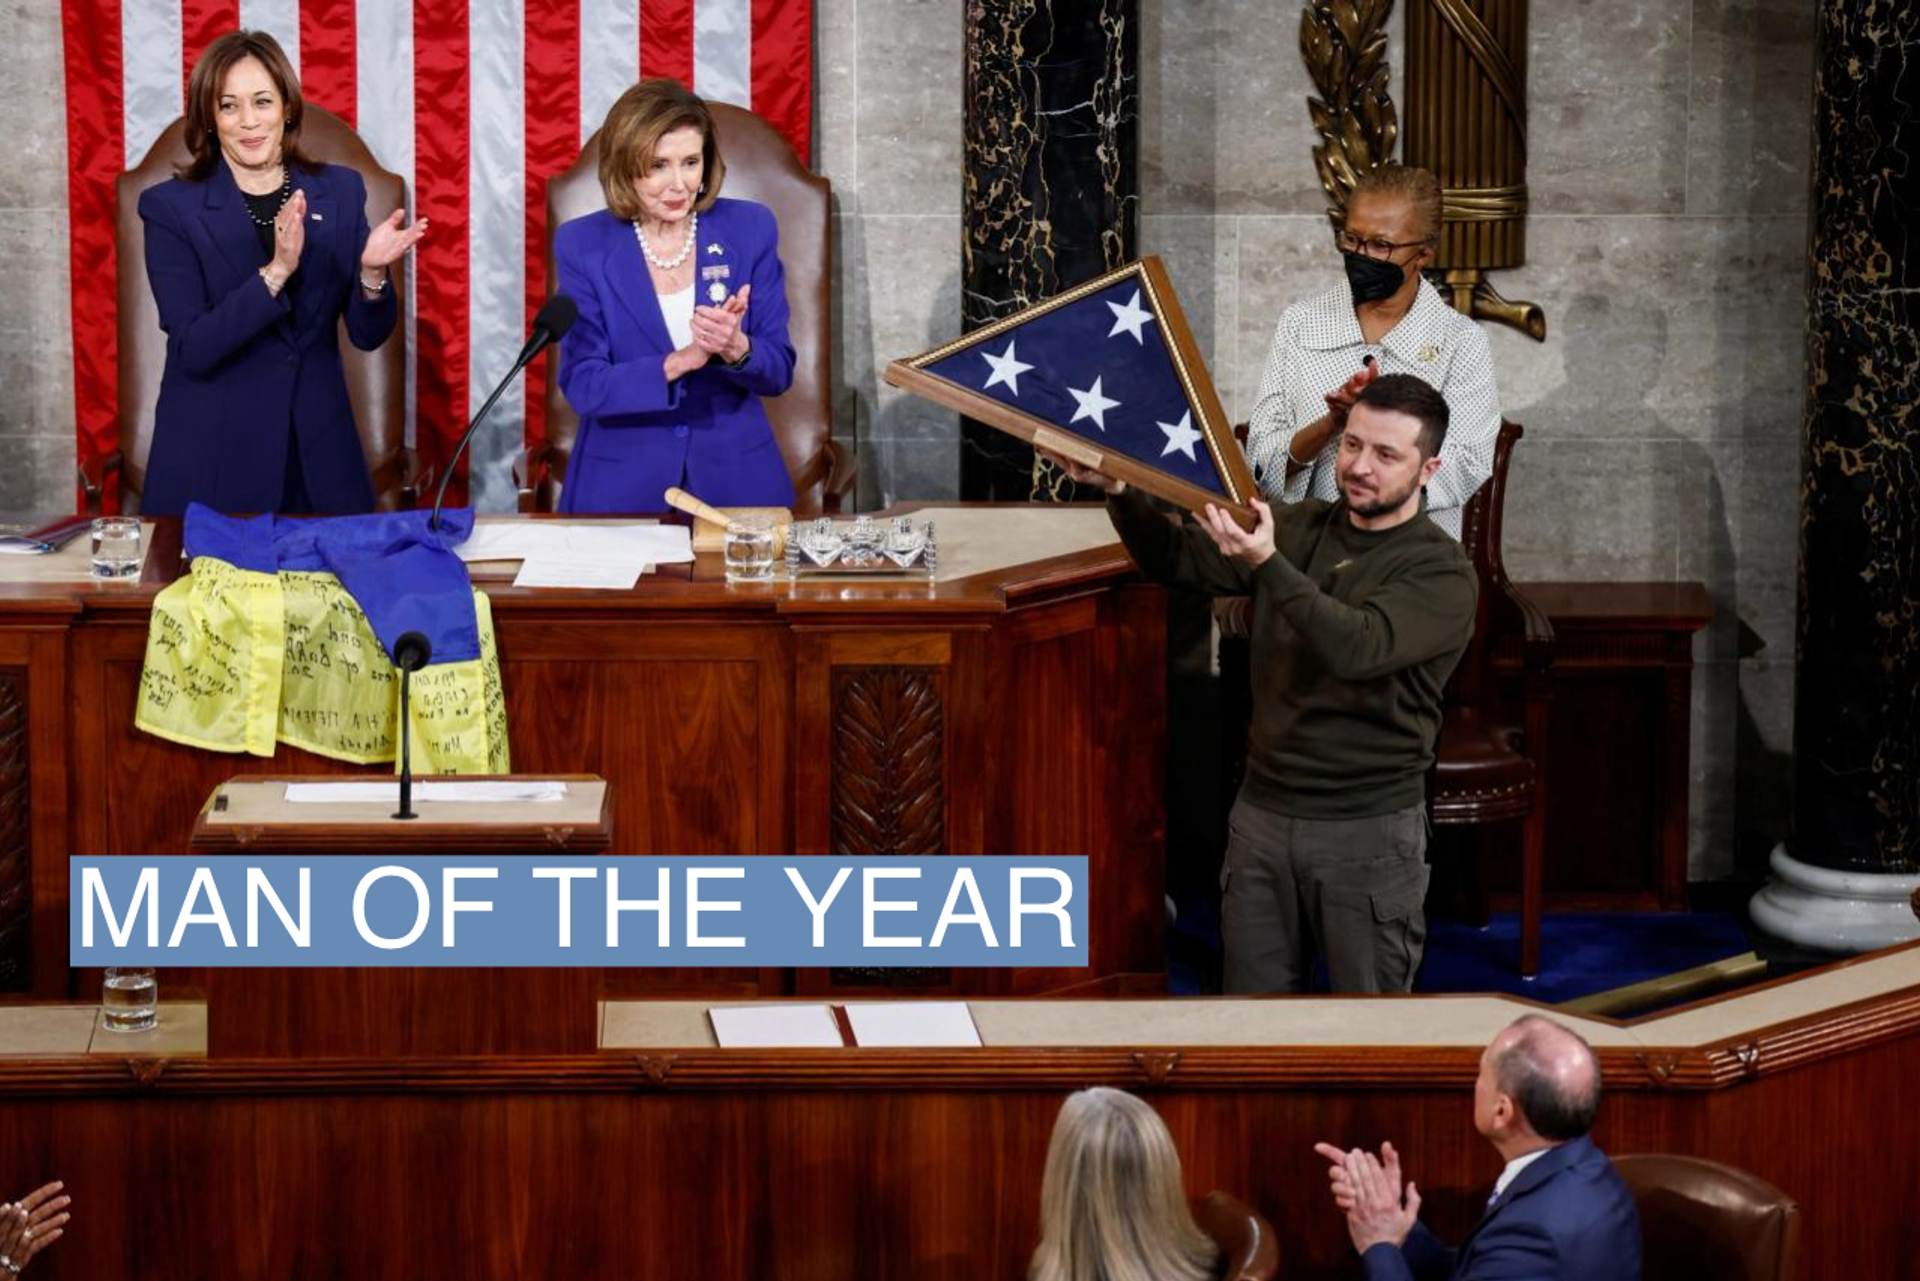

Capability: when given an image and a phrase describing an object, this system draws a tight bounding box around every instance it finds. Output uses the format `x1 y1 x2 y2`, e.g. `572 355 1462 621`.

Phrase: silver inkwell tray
784 515 938 578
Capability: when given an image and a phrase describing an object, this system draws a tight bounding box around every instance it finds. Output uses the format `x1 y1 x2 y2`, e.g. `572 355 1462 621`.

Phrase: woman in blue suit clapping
554 79 798 512
139 30 425 516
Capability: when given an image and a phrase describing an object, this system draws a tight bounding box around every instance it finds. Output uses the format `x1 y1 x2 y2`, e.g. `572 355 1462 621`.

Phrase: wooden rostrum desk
0 506 1166 1003
187 775 615 1058
0 943 1915 1278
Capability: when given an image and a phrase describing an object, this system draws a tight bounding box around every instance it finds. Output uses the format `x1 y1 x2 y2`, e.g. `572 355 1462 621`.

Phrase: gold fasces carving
1442 184 1530 222
1437 270 1547 342
1397 0 1544 339
1300 0 1399 215
1427 0 1527 142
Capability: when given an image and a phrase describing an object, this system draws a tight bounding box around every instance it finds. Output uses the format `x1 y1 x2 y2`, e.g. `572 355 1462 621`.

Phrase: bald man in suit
1316 1015 1641 1280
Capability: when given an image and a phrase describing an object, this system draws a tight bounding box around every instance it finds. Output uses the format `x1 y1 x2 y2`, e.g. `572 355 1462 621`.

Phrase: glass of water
90 516 142 579
102 967 158 1033
723 516 777 582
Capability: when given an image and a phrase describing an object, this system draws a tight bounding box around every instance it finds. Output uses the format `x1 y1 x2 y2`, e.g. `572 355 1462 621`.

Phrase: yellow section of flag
137 561 508 774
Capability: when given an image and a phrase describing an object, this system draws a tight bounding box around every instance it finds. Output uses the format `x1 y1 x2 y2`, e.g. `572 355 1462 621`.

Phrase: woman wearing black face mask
1244 164 1502 541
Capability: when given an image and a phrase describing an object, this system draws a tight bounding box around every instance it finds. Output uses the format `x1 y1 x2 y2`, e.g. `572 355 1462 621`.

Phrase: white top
1491 1146 1553 1203
659 285 694 351
1244 277 1503 541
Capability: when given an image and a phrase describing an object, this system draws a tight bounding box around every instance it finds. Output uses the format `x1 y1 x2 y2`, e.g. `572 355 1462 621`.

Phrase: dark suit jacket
1363 1137 1642 1281
552 199 797 512
138 160 396 516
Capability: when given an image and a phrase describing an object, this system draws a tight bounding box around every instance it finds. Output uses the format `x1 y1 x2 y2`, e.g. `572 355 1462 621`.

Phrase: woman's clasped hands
689 283 752 367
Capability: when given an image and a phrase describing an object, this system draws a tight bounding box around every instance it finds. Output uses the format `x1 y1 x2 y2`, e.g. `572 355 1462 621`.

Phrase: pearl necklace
633 210 698 272
242 165 293 228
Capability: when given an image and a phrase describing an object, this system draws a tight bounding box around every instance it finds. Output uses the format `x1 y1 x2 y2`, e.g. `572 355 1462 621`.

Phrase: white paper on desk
512 557 647 590
457 522 693 566
709 1004 846 1048
283 780 569 804
844 1002 983 1048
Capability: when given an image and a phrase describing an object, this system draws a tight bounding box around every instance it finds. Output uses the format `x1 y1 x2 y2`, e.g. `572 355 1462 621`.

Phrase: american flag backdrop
61 0 813 510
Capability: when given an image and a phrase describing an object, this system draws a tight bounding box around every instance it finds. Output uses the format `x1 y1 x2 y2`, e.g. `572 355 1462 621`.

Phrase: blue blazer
1364 1137 1642 1281
139 160 395 516
552 199 798 512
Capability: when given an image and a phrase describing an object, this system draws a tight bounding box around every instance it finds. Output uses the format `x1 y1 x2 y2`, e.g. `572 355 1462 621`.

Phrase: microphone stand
390 632 432 821
394 663 418 821
430 297 574 532
430 353 536 533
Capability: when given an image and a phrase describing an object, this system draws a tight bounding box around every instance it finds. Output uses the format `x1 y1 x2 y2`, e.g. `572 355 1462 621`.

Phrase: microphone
391 630 432 672
430 293 578 531
390 630 433 820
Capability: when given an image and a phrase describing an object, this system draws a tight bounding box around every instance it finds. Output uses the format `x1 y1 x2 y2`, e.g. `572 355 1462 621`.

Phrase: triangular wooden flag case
885 257 1258 518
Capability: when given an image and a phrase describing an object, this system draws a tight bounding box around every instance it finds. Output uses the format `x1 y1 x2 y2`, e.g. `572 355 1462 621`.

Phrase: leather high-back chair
1194 1191 1279 1281
1615 1155 1801 1281
83 105 423 513
1428 420 1555 975
523 101 853 514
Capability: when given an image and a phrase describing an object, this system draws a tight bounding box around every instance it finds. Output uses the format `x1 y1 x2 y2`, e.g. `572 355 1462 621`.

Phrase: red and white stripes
61 0 813 509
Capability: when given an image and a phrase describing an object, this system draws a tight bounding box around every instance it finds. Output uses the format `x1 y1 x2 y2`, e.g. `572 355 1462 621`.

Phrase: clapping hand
270 189 308 278
361 208 429 273
1323 359 1379 429
1197 499 1275 568
691 284 752 364
0 1182 71 1275
1314 1141 1419 1254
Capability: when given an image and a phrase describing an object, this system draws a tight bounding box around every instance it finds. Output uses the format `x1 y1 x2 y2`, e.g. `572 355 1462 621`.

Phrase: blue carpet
1414 911 1753 1003
1168 893 1753 1004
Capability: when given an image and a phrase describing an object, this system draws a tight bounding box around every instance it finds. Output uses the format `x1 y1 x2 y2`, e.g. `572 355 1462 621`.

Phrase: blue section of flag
182 504 482 666
927 279 1226 496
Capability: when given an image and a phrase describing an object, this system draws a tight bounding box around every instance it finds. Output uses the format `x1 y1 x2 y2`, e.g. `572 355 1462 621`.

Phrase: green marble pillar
960 0 1139 500
1751 1 1918 951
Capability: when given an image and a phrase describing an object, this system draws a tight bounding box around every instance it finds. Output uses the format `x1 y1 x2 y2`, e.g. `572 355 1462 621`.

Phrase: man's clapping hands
1314 1140 1420 1254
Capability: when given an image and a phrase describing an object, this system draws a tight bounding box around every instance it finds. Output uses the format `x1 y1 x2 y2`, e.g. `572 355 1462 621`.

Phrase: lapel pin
706 242 723 255
707 282 729 303
1418 344 1439 362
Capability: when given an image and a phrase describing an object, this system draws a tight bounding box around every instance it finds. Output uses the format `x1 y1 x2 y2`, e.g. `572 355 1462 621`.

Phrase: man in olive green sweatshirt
1053 374 1477 993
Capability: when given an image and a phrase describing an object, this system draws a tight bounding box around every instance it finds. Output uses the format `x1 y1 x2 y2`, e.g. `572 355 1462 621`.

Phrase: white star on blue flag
1157 411 1202 461
1106 289 1155 343
1067 377 1121 432
980 339 1034 395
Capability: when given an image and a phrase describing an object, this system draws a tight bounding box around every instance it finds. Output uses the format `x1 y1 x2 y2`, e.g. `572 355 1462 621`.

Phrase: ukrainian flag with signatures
136 504 509 774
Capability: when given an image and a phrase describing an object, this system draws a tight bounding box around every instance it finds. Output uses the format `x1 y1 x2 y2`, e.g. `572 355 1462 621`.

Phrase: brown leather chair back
1615 1154 1801 1281
115 106 411 511
1446 419 1524 705
540 101 833 512
1194 1190 1279 1281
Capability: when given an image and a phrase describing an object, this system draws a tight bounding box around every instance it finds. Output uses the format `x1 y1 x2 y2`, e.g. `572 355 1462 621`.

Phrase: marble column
959 0 1138 500
1750 2 1918 953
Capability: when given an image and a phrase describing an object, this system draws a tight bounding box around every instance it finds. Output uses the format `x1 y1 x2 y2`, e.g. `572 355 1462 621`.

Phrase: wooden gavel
663 486 793 555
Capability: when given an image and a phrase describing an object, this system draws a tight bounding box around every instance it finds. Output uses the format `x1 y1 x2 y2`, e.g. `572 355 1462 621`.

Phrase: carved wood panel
0 668 28 991
829 667 945 861
829 666 948 990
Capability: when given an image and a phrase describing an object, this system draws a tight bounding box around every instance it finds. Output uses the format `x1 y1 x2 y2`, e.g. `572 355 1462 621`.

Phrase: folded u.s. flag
885 258 1257 516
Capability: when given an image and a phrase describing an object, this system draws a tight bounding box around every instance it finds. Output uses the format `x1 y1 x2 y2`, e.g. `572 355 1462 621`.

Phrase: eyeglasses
1335 229 1431 260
